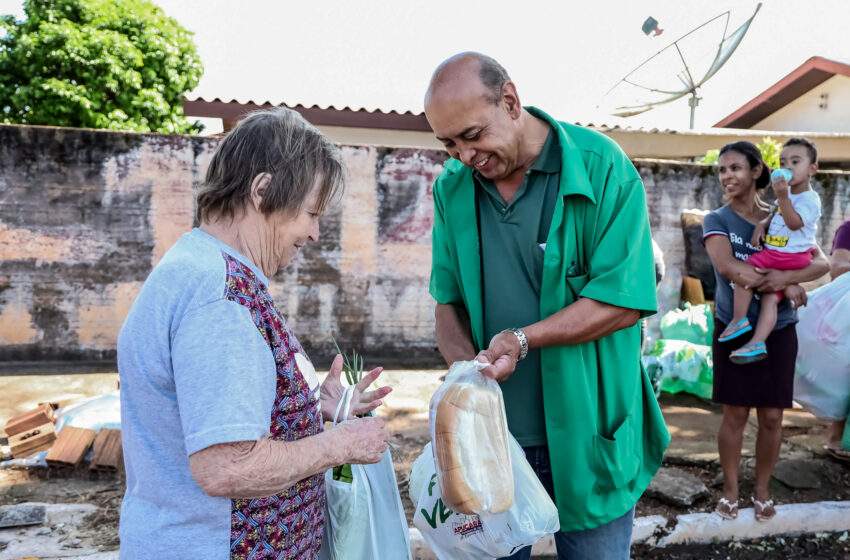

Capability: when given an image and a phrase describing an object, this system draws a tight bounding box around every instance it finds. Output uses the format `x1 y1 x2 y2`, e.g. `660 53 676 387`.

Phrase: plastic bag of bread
429 359 513 516
411 440 559 559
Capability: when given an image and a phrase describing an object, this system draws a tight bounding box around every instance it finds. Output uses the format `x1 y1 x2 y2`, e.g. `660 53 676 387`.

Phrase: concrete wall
0 125 217 363
1 124 849 367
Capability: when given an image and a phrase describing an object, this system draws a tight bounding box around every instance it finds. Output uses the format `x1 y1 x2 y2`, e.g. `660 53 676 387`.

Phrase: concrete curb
8 501 850 559
409 501 850 558
632 514 669 544
657 500 850 546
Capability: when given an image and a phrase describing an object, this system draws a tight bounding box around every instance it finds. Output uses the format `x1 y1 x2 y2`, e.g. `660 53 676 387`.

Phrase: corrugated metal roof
184 96 426 117
183 95 703 134
186 96 850 140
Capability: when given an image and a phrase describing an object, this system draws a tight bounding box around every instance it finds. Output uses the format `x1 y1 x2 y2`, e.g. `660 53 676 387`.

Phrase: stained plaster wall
1 124 849 367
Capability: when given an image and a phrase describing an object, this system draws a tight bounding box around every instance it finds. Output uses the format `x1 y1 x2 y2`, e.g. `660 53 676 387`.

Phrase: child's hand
772 175 790 199
751 223 766 247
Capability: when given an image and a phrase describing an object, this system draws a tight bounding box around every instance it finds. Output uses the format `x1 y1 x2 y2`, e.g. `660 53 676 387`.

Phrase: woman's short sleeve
172 299 277 456
702 211 727 240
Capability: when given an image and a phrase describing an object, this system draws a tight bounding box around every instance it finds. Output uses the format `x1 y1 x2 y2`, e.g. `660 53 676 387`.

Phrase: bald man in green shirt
425 52 670 560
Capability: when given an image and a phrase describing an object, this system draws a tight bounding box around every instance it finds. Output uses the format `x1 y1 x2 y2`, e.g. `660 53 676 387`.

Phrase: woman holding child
702 140 829 522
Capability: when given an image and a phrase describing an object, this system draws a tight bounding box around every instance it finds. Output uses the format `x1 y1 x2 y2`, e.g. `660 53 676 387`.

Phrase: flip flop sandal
718 318 752 342
714 497 738 520
730 342 767 364
824 445 850 463
751 496 776 522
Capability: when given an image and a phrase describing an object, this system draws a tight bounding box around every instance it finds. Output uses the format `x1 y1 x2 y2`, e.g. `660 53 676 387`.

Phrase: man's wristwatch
502 328 528 361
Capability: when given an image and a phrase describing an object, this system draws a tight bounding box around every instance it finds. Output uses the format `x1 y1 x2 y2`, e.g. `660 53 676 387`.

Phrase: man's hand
783 284 808 308
320 355 391 421
476 331 521 382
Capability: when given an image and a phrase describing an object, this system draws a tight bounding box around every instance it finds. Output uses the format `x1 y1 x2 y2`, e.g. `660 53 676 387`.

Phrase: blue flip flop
730 342 767 364
718 318 752 342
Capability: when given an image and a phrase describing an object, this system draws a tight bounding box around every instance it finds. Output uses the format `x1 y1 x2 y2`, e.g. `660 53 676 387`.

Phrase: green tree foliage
700 137 783 170
757 136 781 170
0 0 203 133
701 148 720 166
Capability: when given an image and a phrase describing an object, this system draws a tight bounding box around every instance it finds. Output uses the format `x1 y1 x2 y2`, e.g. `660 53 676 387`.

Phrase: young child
718 137 822 363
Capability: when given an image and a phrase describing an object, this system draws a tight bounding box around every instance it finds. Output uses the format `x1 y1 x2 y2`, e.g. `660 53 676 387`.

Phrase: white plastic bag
794 272 850 419
54 391 121 432
319 385 411 560
412 439 560 559
429 360 513 517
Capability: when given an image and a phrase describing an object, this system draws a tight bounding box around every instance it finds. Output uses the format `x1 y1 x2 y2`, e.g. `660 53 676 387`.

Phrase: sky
1 0 848 131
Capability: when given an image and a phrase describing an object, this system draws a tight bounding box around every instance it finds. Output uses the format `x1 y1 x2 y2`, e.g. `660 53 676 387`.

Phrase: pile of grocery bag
643 303 714 400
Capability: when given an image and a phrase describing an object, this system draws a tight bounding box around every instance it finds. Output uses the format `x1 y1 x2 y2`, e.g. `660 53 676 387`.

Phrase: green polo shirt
476 127 560 447
429 107 670 531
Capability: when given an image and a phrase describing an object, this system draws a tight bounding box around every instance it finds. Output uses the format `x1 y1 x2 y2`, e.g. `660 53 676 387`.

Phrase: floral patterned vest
223 254 325 560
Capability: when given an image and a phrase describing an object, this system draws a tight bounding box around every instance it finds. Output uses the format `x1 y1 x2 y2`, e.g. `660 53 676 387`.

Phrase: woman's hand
335 417 389 464
783 284 808 308
320 354 392 422
750 268 791 293
732 266 766 289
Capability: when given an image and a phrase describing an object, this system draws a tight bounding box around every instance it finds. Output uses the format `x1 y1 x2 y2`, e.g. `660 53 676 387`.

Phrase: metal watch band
502 328 528 361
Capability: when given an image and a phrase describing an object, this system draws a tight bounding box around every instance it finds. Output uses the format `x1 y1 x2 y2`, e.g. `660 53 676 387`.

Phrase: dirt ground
383 407 850 526
2 370 850 558
381 381 850 527
0 467 123 550
2 410 849 557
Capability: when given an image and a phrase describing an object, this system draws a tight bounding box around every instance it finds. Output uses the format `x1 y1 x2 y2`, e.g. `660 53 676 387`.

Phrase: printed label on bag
419 474 484 539
420 475 453 528
420 498 453 528
452 515 483 539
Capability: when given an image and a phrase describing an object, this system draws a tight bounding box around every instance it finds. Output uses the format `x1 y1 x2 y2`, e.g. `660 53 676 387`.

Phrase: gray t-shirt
118 229 322 559
702 205 796 329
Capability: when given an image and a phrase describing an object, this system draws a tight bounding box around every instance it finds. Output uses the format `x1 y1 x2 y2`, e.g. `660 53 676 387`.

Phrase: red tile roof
714 57 850 129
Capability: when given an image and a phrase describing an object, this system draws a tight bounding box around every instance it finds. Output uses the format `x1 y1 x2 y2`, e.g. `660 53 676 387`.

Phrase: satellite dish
600 3 762 129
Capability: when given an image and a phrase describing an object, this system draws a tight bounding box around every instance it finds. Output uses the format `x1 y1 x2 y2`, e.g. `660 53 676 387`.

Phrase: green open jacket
429 107 670 530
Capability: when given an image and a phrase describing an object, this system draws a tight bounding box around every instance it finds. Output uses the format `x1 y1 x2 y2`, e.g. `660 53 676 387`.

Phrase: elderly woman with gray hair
118 108 390 559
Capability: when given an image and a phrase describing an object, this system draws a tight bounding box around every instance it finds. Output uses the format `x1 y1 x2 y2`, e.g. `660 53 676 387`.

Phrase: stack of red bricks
4 404 122 471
